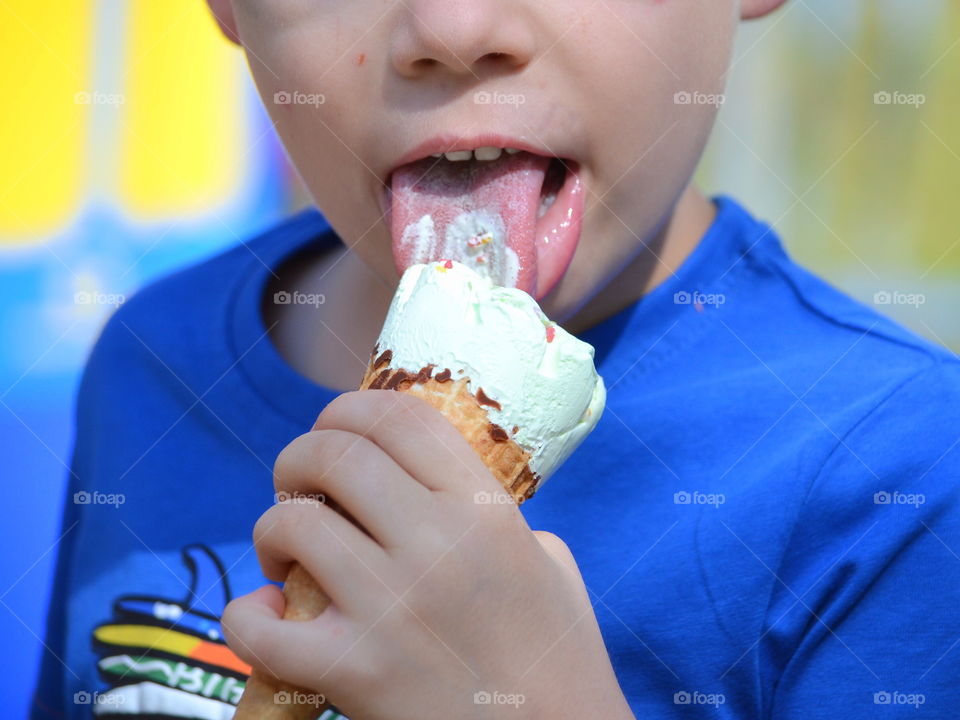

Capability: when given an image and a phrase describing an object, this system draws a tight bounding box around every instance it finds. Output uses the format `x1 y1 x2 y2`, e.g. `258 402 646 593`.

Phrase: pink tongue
390 152 550 293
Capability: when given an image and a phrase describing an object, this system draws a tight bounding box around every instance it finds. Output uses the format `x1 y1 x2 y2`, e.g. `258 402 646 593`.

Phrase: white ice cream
374 260 605 485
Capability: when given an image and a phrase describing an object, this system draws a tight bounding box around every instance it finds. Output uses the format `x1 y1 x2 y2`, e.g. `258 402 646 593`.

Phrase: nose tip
391 1 535 79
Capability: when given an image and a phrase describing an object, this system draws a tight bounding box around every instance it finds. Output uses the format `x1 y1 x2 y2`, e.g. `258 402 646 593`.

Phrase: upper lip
385 133 563 184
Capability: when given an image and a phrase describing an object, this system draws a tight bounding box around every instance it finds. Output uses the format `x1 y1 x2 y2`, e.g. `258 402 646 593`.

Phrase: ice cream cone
233 352 542 718
234 260 604 718
358 353 541 503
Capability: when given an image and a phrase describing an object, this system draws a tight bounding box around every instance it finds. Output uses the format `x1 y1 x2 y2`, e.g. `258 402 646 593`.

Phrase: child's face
226 0 742 319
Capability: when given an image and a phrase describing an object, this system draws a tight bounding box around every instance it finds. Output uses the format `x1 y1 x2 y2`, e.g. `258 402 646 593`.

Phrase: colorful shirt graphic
88 545 246 717
88 544 344 719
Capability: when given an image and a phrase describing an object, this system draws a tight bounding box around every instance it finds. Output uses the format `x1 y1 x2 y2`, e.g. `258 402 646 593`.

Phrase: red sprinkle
443 259 454 269
545 325 556 343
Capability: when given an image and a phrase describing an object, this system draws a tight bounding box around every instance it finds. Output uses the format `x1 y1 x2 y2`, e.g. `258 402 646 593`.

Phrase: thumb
245 582 287 616
221 584 299 681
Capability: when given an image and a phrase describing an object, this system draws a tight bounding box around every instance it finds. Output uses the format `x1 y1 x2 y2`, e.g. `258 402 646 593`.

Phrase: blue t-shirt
33 197 960 719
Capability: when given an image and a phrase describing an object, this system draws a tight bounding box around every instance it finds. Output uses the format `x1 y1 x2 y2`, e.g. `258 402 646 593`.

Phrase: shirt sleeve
766 359 960 718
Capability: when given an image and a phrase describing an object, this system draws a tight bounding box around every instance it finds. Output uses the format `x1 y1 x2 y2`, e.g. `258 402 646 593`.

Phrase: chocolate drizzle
510 466 540 503
361 354 541 505
385 369 414 391
488 423 509 443
373 349 393 370
475 388 502 411
369 369 392 390
521 474 539 501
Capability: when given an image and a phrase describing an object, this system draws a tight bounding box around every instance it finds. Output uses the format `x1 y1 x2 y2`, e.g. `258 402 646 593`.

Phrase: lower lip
380 159 585 300
532 161 584 300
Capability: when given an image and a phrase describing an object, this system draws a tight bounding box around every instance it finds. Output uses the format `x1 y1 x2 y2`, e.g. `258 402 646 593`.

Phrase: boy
33 1 960 718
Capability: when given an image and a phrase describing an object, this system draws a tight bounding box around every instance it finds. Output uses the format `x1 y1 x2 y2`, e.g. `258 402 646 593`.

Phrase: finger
314 389 498 496
222 585 346 690
254 501 387 613
274 429 432 548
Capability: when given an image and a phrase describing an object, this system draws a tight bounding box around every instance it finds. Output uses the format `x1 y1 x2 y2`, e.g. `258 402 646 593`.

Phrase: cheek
235 8 378 162
237 14 385 220
569 1 734 191
551 2 734 301
571 2 735 140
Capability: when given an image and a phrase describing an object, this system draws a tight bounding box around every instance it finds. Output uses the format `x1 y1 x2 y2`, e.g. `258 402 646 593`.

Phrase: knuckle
314 390 363 429
381 392 455 450
254 504 317 559
535 530 579 571
472 497 522 534
337 646 383 691
272 432 313 488
311 429 363 471
252 507 278 546
274 429 363 491
537 530 571 557
283 503 320 540
534 530 564 547
391 390 438 425
370 388 430 426
253 504 290 545
408 522 449 557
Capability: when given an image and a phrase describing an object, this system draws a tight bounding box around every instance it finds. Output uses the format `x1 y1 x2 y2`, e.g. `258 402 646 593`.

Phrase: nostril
480 52 511 64
477 51 525 71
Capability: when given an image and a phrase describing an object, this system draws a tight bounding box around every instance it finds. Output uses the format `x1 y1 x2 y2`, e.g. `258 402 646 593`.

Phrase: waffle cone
234 353 539 718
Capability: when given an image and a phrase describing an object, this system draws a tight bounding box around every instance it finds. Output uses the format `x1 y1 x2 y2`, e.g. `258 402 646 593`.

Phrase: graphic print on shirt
87 543 348 719
88 544 251 717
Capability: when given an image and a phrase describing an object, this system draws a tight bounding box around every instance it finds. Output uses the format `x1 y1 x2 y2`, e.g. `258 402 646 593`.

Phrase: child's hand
223 390 633 720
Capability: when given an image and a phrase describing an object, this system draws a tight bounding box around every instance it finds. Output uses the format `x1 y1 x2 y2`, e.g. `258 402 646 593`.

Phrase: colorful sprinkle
467 232 493 248
545 325 556 343
443 259 453 269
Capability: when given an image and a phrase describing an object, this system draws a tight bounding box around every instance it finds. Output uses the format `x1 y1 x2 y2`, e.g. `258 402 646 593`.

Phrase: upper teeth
435 146 520 162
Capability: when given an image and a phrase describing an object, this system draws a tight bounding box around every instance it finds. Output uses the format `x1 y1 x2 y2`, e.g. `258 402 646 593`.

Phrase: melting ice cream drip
399 210 519 288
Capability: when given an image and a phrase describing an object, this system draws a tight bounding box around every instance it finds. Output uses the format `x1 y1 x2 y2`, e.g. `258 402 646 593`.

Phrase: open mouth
383 145 584 300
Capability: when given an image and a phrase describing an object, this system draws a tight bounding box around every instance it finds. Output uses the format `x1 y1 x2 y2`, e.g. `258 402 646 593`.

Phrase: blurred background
2 0 958 714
